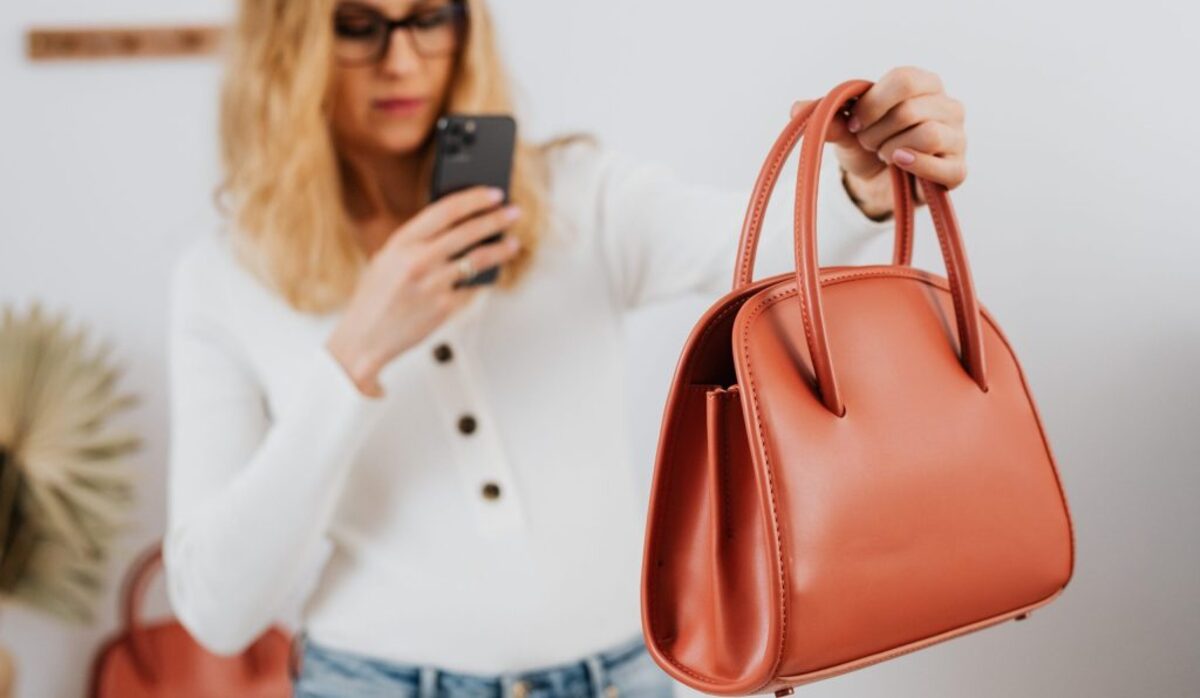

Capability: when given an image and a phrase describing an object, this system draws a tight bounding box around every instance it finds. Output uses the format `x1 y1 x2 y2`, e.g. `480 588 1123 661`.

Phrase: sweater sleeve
580 139 895 309
162 237 392 656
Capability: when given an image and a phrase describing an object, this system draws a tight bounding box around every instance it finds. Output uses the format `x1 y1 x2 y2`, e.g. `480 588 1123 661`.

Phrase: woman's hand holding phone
326 184 522 397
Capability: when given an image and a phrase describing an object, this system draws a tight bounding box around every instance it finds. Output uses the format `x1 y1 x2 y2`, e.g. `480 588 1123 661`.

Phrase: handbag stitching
794 121 822 424
901 172 914 262
718 388 734 541
737 111 811 288
739 289 796 691
738 126 782 284
924 180 969 352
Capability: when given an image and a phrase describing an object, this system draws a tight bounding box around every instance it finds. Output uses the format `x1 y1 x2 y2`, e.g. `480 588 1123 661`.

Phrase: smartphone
430 113 517 287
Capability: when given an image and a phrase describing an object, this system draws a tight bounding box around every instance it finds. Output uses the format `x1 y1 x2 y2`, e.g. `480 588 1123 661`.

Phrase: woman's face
327 0 463 156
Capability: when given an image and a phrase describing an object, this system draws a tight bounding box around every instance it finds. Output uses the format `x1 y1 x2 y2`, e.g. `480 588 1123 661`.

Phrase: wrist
325 333 385 398
841 166 894 222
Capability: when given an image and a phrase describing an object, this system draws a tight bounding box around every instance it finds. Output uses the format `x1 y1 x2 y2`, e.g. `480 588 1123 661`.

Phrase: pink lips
373 97 425 114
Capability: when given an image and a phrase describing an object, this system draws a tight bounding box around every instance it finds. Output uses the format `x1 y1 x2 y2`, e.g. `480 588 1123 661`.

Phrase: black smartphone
430 113 517 287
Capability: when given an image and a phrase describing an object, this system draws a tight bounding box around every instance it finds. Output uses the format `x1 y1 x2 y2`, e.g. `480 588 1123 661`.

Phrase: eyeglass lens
333 1 464 64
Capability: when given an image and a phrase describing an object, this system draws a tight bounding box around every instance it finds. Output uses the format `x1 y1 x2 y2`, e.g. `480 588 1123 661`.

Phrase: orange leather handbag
88 542 292 698
640 78 1075 696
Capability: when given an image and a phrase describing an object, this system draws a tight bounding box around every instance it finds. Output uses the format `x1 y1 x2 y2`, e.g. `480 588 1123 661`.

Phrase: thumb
791 98 854 146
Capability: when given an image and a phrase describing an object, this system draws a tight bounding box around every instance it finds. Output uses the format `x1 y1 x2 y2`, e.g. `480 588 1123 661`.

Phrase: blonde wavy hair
214 0 595 314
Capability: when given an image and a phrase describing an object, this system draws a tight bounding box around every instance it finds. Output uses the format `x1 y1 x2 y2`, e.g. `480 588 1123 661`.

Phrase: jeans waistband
290 630 649 698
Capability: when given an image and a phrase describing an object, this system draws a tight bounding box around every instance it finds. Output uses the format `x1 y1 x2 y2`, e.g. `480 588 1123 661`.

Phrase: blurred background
1 0 1197 696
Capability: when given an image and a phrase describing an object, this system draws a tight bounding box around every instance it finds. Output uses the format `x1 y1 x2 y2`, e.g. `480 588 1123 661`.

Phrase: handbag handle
121 540 274 681
732 98 917 290
738 79 989 417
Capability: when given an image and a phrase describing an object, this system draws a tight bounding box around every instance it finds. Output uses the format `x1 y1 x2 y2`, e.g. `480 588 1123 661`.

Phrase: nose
380 26 420 75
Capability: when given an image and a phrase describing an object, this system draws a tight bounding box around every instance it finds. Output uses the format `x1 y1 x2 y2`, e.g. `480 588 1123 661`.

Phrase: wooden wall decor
26 24 226 61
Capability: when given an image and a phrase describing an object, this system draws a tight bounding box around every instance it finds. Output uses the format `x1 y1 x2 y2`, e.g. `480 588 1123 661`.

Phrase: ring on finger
456 255 475 283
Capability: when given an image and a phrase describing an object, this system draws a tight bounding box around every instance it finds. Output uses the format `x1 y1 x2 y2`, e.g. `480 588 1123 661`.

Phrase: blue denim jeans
290 630 676 698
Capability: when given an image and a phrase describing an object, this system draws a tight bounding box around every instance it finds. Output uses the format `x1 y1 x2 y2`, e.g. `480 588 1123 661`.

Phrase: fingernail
504 204 522 220
508 235 521 249
847 115 862 132
892 148 915 165
488 187 505 202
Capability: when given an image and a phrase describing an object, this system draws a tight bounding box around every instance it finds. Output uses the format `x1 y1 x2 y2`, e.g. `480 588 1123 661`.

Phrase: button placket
425 288 525 537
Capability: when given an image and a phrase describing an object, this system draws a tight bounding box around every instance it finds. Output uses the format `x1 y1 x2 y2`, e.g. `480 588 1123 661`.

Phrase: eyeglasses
332 1 467 66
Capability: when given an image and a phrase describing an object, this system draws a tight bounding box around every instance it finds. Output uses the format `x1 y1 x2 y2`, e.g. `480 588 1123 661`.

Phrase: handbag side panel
641 277 791 696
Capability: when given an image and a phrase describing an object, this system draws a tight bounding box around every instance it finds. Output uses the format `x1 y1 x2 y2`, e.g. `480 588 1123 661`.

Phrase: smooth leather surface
640 79 1075 696
88 542 292 698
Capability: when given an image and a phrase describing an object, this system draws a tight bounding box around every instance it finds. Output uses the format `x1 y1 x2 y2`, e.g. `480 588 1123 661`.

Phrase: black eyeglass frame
332 0 469 66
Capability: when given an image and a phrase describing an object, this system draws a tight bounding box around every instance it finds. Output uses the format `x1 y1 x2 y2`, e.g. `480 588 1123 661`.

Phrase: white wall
2 1 1196 696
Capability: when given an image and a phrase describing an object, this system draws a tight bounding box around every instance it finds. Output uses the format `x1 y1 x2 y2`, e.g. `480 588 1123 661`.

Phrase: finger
427 203 521 261
791 97 857 147
833 141 887 180
854 93 963 152
847 66 944 134
422 235 520 294
393 185 506 246
877 120 965 165
887 149 967 190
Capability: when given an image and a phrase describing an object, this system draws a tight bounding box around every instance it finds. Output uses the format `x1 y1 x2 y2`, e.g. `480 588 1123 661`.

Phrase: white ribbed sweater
163 137 894 673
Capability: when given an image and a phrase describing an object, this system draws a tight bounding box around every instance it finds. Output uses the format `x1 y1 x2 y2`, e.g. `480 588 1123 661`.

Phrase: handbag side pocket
646 381 775 687
700 384 772 674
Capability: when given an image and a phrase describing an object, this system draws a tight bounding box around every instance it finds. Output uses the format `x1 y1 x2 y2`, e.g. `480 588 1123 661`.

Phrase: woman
162 0 968 696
